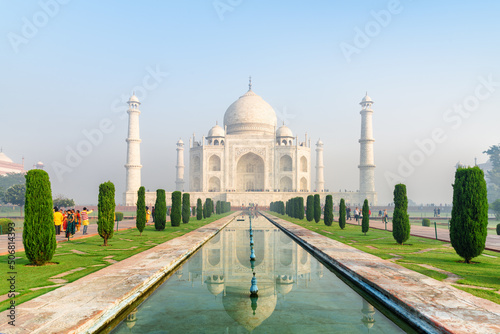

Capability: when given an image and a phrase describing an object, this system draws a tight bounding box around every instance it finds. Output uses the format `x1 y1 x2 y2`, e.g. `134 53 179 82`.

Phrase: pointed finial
365 91 368 96
249 76 252 90
216 120 218 125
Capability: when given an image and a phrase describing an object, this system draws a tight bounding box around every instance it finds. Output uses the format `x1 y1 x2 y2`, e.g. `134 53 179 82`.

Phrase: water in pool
111 214 410 333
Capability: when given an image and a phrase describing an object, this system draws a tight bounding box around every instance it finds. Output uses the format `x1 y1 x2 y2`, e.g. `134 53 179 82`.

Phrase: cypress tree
450 166 489 263
196 198 203 220
136 186 146 236
297 197 305 219
362 199 370 235
216 200 221 214
324 195 333 226
171 191 182 226
339 198 346 229
306 195 314 221
205 198 212 218
182 193 191 224
314 194 321 223
202 201 207 218
154 189 167 230
23 170 56 265
393 184 410 245
97 181 115 246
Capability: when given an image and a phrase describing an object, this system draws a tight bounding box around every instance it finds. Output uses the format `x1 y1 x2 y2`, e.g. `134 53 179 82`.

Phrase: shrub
324 195 333 226
0 218 13 235
497 224 500 235
450 166 488 263
115 212 124 222
182 193 190 224
297 197 304 220
154 189 167 230
171 191 182 226
205 198 212 218
136 187 146 236
392 184 410 245
97 181 115 246
339 198 346 229
422 218 431 227
22 170 56 265
196 198 203 220
314 194 321 223
362 199 369 235
306 195 314 221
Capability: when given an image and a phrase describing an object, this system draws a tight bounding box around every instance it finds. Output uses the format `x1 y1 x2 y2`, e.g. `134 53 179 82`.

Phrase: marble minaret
176 139 185 191
358 93 376 202
124 94 142 205
315 139 325 192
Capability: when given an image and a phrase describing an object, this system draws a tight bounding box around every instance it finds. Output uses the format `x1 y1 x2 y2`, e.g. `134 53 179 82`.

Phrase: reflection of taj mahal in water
123 79 377 207
119 215 383 333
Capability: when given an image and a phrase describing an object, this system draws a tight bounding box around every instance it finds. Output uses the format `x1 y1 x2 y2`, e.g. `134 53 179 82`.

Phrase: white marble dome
128 94 140 103
276 124 293 138
223 89 277 135
0 152 13 163
208 124 225 137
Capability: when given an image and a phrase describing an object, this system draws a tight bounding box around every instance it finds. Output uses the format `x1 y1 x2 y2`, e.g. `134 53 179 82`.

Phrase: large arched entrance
236 153 265 191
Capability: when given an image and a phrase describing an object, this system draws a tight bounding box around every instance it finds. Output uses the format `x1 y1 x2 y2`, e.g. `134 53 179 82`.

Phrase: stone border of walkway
0 212 239 334
262 212 500 334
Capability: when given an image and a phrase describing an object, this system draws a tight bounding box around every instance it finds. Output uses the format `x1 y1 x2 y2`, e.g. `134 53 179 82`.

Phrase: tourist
62 210 68 232
146 206 151 222
437 208 441 217
75 210 81 232
81 207 93 235
66 210 75 238
152 206 155 222
354 207 360 223
383 209 388 224
378 209 382 217
347 207 351 220
54 206 63 235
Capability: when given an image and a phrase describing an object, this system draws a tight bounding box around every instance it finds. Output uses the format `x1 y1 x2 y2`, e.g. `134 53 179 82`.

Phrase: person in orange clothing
75 210 81 232
62 210 68 231
53 207 63 235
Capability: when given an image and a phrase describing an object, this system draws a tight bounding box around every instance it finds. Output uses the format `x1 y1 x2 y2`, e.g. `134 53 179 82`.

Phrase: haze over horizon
2 1 499 206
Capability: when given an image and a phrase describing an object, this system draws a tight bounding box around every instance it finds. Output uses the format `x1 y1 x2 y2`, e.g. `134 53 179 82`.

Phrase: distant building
0 150 24 175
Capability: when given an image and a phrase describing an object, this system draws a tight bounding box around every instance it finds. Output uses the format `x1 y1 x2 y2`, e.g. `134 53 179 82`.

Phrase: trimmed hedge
171 191 182 226
154 189 167 230
339 198 346 229
324 195 333 226
422 218 431 227
392 184 410 245
361 199 369 235
182 193 190 224
314 194 321 223
97 181 115 246
196 198 203 220
136 187 146 235
306 195 314 222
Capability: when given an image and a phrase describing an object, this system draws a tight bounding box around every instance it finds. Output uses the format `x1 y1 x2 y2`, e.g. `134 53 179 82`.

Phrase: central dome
223 89 277 135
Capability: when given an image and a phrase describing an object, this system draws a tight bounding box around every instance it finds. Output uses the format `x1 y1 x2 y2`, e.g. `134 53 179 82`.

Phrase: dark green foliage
362 199 369 235
324 195 333 226
97 181 115 246
0 218 13 235
497 224 500 235
4 184 25 215
196 198 203 220
154 189 167 230
204 198 213 218
270 201 285 215
422 218 431 227
202 201 207 218
339 198 346 229
483 144 500 202
22 170 55 265
182 193 190 224
115 212 124 222
216 200 221 214
306 195 314 221
136 187 146 235
297 197 305 220
450 167 489 263
491 199 500 221
52 195 75 208
392 184 410 245
171 191 182 226
0 173 25 203
314 194 321 223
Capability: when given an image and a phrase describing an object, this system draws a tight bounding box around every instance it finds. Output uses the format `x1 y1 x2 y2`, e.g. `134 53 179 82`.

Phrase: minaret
124 94 142 206
315 139 325 192
359 93 376 201
176 139 185 191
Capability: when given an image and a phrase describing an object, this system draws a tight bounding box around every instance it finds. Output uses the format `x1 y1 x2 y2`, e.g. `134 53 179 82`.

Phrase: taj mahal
123 79 377 207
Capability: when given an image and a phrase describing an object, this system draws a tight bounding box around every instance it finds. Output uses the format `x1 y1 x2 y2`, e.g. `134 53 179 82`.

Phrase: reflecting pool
110 214 412 333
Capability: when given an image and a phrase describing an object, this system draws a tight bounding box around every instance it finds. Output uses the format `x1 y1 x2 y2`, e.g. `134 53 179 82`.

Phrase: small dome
128 94 140 103
0 152 14 163
361 93 373 104
316 139 323 146
276 125 293 138
208 124 225 137
177 138 184 144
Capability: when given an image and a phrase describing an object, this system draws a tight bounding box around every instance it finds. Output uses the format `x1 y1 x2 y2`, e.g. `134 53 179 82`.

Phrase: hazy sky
1 0 499 205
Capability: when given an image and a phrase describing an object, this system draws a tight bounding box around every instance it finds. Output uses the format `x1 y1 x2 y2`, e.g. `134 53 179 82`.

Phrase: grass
0 212 231 312
268 212 500 305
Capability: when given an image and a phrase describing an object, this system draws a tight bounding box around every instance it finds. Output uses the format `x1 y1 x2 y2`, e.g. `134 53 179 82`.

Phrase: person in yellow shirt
81 207 94 235
53 207 63 235
146 206 151 222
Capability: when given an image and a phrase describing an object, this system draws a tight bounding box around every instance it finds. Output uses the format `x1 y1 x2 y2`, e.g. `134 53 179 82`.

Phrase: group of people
53 207 93 237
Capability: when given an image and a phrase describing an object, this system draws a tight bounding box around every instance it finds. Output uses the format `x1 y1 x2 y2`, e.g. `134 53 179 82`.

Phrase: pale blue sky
1 0 499 205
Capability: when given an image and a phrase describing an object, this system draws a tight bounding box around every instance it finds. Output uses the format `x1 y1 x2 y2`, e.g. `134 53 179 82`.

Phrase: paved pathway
0 219 156 256
344 218 500 252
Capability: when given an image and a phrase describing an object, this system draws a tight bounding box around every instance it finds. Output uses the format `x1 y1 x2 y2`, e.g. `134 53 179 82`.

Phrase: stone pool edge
261 212 500 334
0 212 239 334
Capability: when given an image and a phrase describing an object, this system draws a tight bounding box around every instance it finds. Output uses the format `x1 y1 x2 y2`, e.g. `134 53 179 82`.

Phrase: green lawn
267 212 500 305
0 213 231 312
